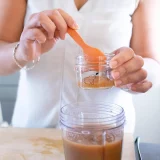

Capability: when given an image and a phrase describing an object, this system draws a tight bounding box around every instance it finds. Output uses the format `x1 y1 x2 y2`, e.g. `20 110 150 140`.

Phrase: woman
0 0 159 132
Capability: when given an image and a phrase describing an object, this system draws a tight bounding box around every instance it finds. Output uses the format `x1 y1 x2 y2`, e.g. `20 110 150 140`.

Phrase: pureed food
63 137 122 160
78 76 114 89
60 103 125 160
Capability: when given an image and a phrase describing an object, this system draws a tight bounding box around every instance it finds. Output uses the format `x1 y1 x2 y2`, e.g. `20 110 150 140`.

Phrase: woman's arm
0 0 27 75
130 0 160 92
131 0 160 62
110 0 160 93
0 0 79 76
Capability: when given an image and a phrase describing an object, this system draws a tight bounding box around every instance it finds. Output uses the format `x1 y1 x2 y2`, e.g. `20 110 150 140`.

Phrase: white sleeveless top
12 0 139 133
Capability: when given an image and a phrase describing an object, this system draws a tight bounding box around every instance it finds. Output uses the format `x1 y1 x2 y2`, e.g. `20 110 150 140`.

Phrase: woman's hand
110 47 152 93
16 9 78 63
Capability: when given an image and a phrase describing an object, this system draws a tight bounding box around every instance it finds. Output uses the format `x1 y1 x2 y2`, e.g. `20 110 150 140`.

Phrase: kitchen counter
0 128 135 160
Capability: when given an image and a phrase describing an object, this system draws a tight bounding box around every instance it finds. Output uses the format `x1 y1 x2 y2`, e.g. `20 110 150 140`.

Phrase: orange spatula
67 28 105 57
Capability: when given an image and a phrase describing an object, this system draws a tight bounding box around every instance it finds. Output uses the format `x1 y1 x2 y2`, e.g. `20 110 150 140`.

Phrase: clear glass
75 53 115 89
60 102 125 160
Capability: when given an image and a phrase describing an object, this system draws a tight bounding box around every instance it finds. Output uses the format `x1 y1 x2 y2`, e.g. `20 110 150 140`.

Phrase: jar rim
76 52 115 58
75 53 115 65
60 102 125 130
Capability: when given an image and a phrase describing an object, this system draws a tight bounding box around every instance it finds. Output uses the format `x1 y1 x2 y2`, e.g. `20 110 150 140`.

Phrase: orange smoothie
63 138 122 160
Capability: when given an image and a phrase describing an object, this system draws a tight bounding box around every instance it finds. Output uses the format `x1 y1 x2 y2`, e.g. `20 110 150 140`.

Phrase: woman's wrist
122 57 160 94
12 43 40 71
13 43 28 68
143 58 160 87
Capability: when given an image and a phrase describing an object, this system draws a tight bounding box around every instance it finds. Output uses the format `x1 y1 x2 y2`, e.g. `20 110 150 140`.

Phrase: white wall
133 85 160 144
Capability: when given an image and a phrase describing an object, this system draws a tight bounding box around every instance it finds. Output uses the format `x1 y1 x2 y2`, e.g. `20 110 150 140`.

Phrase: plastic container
60 102 125 160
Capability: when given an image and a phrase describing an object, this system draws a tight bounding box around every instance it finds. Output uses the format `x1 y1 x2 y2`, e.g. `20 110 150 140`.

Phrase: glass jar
75 53 115 89
60 102 125 160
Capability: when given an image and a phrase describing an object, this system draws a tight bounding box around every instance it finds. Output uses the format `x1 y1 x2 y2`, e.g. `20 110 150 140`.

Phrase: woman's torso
12 0 139 132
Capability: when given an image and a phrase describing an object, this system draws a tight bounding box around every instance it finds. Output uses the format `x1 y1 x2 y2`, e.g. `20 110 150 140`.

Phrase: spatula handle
67 28 86 49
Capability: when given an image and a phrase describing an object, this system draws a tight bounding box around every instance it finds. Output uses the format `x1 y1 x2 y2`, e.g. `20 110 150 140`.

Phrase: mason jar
60 102 125 160
75 53 115 89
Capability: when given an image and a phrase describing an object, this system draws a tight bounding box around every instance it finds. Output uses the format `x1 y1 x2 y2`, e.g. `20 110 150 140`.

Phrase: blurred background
0 73 160 144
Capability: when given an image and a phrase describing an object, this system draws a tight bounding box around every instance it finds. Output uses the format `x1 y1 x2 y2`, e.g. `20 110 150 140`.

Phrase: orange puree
78 76 114 89
63 138 123 160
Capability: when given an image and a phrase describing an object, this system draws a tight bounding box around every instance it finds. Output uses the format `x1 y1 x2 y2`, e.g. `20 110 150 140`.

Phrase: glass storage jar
75 53 115 89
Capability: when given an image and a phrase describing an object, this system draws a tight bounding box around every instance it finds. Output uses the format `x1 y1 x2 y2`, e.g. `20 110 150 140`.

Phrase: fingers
44 10 67 39
46 9 79 39
20 28 48 61
114 69 147 87
24 28 47 43
109 47 152 93
110 47 135 69
26 12 56 39
54 30 60 39
26 9 78 40
111 55 144 79
131 80 152 93
57 9 79 29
